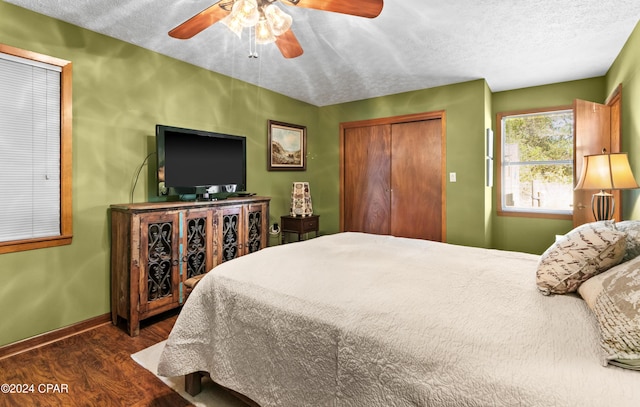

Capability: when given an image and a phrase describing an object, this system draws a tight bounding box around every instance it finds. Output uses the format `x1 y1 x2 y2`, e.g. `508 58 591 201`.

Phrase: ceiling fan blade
169 3 230 39
276 29 304 59
293 0 383 18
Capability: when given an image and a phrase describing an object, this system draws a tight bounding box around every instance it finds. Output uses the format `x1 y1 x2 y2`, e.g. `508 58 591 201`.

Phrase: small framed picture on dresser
268 120 306 171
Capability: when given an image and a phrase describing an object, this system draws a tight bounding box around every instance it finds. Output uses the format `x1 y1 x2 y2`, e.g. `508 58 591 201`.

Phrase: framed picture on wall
268 120 307 171
486 128 494 159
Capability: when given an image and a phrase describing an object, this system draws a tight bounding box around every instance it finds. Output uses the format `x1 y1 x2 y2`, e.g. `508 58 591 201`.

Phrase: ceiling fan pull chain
248 26 258 58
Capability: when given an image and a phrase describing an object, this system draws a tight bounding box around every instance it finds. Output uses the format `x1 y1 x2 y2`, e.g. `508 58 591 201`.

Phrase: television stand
110 197 270 336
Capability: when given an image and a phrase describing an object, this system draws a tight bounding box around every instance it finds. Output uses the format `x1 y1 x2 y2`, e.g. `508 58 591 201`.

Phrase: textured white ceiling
5 0 640 106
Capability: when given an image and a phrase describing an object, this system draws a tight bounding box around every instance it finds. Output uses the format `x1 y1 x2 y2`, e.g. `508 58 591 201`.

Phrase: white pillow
536 222 626 295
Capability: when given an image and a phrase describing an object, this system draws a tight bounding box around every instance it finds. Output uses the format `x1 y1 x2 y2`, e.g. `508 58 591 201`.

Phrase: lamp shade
575 152 639 191
264 4 292 36
290 182 313 217
255 18 276 44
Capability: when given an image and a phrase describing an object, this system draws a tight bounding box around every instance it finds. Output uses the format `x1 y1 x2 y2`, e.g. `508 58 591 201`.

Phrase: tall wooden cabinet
110 197 270 336
340 112 446 241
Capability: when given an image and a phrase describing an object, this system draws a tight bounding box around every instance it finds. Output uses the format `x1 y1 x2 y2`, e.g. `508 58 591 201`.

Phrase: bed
158 229 640 406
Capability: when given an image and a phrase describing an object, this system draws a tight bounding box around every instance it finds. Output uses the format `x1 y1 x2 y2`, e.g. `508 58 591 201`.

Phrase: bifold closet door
343 125 391 234
343 118 443 240
391 119 442 241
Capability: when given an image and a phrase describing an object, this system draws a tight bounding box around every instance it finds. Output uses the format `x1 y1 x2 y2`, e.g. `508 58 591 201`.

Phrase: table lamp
290 182 313 217
574 151 639 221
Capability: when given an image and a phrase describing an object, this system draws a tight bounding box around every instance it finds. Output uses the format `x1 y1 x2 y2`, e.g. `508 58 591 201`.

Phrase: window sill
497 210 572 221
0 235 73 254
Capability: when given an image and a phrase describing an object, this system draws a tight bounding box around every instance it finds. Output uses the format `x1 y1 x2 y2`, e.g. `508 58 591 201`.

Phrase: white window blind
0 54 62 242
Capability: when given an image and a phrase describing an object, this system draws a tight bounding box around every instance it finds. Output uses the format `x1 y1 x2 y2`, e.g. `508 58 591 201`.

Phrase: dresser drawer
301 217 318 231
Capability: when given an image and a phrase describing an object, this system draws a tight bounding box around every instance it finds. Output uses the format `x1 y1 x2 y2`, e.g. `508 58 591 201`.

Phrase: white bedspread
158 232 640 406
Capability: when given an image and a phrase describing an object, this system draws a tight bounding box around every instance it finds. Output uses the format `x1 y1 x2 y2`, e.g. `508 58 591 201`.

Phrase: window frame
496 105 573 220
0 44 73 254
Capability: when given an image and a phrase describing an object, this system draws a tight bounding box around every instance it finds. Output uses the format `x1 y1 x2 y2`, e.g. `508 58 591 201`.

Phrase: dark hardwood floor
0 311 190 407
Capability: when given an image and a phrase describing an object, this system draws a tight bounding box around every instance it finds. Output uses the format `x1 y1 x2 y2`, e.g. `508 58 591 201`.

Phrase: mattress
158 232 640 406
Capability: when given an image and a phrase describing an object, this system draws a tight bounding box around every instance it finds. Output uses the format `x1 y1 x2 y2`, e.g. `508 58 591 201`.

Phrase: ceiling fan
169 0 384 59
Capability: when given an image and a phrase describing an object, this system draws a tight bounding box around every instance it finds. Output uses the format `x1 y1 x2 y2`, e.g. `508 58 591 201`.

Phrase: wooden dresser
110 197 270 336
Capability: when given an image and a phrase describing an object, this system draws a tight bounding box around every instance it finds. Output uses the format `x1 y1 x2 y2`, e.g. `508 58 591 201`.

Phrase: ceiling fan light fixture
241 0 261 25
255 18 276 44
221 12 245 37
226 0 260 30
264 4 292 36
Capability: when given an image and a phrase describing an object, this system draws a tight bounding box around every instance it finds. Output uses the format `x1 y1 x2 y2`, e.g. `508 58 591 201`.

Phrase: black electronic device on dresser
156 124 248 199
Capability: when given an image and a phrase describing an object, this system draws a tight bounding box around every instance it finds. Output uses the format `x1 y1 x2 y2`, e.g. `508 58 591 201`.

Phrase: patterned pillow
588 256 640 368
536 222 626 295
615 220 640 261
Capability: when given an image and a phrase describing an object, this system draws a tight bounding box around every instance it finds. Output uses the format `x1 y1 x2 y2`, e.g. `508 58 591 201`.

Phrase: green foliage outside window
504 111 573 183
501 109 574 213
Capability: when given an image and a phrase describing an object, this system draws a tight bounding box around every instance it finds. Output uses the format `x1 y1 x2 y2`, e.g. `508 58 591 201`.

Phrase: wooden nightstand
280 215 320 244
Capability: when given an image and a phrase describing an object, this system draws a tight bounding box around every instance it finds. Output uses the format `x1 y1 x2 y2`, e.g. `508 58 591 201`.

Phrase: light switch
449 172 457 182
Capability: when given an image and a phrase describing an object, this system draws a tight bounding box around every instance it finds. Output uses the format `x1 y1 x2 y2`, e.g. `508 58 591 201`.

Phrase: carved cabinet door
245 202 268 255
138 211 181 315
183 209 214 280
211 203 268 266
213 205 244 264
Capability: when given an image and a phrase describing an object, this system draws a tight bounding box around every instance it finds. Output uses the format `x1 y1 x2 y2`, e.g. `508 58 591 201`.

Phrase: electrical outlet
449 172 457 182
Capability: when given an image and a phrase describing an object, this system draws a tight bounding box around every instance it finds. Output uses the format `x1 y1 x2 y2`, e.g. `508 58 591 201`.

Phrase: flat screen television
156 124 246 199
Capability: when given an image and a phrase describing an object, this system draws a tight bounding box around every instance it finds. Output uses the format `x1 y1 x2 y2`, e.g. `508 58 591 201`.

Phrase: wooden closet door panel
343 125 391 234
391 119 442 240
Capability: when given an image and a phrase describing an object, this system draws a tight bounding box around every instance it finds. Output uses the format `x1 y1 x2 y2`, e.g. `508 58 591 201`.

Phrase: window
497 107 574 219
0 44 72 254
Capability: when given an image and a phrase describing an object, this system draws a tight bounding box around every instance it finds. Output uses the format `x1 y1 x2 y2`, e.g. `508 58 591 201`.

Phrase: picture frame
268 120 307 171
486 157 494 188
486 128 494 159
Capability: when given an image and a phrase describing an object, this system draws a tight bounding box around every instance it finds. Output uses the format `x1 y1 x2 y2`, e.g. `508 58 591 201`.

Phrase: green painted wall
0 2 317 347
0 3 638 348
607 21 640 220
490 78 606 254
490 17 640 255
318 80 490 248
